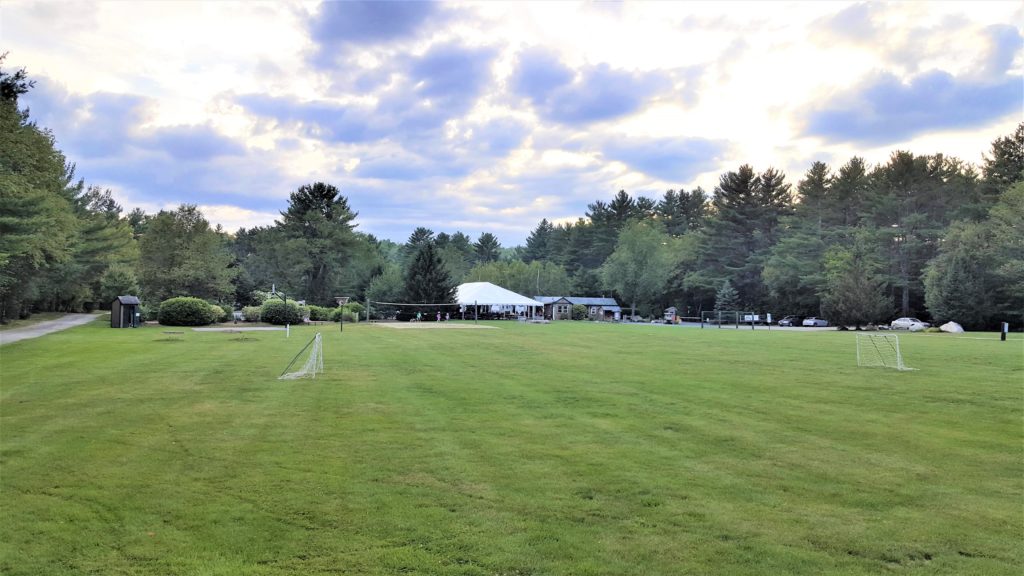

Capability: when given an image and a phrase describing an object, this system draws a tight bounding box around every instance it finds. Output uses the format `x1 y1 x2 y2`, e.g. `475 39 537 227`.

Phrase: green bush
158 297 217 326
138 303 158 322
571 304 587 321
260 300 305 325
208 304 230 324
307 305 332 321
241 306 261 322
343 302 365 316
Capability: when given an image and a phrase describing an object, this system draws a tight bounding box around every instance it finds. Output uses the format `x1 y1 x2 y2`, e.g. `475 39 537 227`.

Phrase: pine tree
404 241 455 305
403 227 435 262
277 182 358 305
523 219 554 262
982 123 1024 195
714 280 739 312
473 232 501 263
821 234 892 328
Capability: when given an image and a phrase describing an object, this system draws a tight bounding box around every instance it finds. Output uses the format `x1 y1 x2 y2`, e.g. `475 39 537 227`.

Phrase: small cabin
111 295 141 328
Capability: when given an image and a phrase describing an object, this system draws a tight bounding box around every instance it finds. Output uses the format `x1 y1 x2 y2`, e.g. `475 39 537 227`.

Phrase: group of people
414 311 450 322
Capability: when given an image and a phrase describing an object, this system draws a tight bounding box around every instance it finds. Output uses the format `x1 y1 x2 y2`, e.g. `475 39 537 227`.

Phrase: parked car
802 317 829 327
891 317 930 331
778 315 802 327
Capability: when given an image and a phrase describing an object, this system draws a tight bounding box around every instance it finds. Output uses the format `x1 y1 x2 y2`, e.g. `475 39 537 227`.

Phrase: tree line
3 59 1021 329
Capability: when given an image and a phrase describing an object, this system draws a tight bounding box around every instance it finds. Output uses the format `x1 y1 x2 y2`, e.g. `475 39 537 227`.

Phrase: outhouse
111 295 141 328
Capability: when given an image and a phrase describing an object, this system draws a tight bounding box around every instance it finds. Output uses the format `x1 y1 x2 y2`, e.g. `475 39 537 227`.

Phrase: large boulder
940 321 964 333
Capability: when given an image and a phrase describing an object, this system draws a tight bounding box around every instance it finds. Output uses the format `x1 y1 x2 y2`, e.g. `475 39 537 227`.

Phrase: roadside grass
0 311 69 331
1 319 1021 575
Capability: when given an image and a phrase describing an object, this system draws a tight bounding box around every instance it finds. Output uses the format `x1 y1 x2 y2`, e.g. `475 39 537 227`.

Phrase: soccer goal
279 332 324 379
856 333 915 371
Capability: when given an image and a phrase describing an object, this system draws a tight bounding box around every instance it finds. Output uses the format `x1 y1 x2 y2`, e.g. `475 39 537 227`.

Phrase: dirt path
0 313 100 346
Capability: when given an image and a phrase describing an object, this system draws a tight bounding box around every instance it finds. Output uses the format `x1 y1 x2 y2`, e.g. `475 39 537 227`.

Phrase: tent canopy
455 282 543 307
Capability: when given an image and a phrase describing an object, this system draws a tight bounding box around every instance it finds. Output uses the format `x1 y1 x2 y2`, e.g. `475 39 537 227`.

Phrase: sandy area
373 322 498 330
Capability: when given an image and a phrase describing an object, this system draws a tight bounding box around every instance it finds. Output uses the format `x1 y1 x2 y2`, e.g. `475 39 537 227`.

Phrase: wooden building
534 296 622 321
111 295 141 328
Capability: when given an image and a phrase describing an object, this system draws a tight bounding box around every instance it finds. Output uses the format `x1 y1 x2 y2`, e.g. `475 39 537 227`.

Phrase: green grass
1 319 1021 575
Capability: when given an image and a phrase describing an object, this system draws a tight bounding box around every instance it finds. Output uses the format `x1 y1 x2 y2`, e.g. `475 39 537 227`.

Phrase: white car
802 317 829 327
891 317 930 331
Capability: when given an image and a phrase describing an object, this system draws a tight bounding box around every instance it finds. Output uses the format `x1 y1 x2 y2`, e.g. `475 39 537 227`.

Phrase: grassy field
1 318 1021 575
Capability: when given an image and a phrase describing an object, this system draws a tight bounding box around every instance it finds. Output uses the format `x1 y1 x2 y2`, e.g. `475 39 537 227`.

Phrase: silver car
891 317 930 330
802 317 829 327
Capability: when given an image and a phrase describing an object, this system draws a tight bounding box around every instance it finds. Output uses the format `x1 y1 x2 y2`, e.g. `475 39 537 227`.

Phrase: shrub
208 304 231 324
158 297 217 326
329 307 359 323
307 305 332 321
241 306 261 322
343 302 365 316
571 304 587 320
138 303 157 322
260 300 305 325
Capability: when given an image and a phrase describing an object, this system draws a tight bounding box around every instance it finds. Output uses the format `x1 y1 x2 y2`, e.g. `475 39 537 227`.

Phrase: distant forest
3 60 1022 329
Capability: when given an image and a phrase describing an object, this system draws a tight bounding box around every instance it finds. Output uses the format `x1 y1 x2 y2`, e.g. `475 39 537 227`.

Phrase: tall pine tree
405 241 455 305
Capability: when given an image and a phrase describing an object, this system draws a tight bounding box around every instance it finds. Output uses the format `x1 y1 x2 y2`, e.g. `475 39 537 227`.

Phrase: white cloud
4 0 1019 245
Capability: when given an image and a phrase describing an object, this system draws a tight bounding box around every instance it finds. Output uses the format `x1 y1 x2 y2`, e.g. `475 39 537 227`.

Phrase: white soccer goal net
279 333 324 379
856 334 915 371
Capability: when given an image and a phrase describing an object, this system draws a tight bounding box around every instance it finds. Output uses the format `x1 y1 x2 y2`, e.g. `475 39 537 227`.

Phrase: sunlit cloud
6 0 1021 244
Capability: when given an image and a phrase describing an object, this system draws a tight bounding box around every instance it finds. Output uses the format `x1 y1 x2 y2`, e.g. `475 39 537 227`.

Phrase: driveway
0 313 100 346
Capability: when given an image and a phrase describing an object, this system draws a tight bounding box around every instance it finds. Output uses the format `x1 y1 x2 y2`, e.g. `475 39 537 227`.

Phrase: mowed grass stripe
1 319 1021 575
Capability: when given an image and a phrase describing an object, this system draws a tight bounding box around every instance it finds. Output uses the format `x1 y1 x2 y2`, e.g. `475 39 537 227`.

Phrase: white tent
940 321 965 333
455 282 544 318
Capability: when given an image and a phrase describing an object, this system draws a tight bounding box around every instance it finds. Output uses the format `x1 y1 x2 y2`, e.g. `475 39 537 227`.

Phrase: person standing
436 311 441 322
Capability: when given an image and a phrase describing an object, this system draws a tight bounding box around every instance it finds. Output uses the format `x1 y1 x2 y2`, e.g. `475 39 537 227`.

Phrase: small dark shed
111 295 141 328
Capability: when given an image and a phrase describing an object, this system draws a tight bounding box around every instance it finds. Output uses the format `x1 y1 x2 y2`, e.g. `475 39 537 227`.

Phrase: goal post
856 333 915 371
279 332 324 379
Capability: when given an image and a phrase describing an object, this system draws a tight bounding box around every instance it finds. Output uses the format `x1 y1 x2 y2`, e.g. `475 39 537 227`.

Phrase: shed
111 295 141 328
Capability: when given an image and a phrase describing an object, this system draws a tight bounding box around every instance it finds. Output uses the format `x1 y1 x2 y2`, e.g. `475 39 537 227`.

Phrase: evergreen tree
404 241 455 304
404 227 435 263
0 57 76 320
658 188 708 236
713 280 739 312
923 221 998 329
988 182 1024 320
523 219 554 262
687 165 791 308
277 182 359 305
828 156 871 231
820 234 892 328
981 123 1024 196
473 232 501 263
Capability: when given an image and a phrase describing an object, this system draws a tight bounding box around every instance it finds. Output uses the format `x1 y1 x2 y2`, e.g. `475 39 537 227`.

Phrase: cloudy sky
6 1 1021 244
